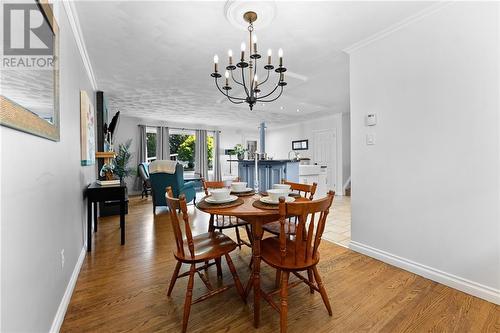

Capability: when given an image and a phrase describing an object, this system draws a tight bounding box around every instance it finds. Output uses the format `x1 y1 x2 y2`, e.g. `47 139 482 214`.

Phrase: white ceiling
75 1 435 129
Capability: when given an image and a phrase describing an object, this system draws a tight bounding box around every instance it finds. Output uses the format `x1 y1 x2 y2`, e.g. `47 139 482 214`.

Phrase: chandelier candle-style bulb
214 54 219 72
278 48 283 67
252 35 258 54
225 70 229 86
241 42 246 61
254 74 258 89
267 49 272 65
228 49 233 65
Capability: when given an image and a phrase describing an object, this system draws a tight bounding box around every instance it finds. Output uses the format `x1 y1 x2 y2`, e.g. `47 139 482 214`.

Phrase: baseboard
49 246 86 333
349 241 500 305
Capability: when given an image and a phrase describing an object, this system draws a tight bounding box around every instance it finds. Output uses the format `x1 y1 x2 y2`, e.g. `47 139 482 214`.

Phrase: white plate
231 187 254 193
260 196 295 205
205 195 238 204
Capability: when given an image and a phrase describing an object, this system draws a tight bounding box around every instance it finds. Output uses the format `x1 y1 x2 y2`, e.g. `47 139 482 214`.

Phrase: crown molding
343 2 453 54
62 1 98 90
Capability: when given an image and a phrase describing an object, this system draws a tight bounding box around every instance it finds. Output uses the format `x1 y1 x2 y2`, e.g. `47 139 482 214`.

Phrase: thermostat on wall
366 113 377 126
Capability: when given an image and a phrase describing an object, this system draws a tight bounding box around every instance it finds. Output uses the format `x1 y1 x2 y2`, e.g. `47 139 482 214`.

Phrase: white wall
342 112 351 190
112 116 144 194
349 2 500 304
1 3 96 331
266 114 350 194
218 127 258 178
113 115 258 193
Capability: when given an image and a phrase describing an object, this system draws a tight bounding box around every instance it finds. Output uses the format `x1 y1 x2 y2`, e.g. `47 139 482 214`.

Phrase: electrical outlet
60 249 65 269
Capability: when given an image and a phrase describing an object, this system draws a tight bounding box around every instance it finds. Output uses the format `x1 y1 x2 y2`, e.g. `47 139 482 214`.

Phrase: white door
313 130 336 192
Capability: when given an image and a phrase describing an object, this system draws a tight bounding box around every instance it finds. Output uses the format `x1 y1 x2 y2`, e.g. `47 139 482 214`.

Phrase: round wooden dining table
196 193 308 328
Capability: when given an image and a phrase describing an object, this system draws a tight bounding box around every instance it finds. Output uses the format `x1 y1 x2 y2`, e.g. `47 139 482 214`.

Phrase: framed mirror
0 0 60 141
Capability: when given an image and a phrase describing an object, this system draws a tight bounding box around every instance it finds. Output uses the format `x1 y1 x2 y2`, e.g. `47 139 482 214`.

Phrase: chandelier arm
257 86 284 102
251 57 257 90
240 67 250 97
225 91 245 104
230 70 245 87
256 81 280 100
255 74 282 99
214 78 246 101
258 69 271 87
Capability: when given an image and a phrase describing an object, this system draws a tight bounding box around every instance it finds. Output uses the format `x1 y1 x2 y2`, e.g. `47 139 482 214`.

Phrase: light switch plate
366 134 375 145
366 114 377 126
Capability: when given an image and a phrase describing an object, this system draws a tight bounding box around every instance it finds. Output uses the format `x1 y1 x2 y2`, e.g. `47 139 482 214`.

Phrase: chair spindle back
278 191 335 265
165 186 195 258
281 179 318 200
201 177 226 196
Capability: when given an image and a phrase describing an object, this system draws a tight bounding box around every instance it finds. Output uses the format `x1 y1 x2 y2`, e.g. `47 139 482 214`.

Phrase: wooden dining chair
260 191 335 333
165 187 246 333
201 177 251 249
262 181 318 236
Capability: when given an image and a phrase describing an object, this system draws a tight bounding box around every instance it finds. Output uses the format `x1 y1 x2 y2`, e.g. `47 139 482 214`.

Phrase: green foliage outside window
146 132 156 158
171 134 214 170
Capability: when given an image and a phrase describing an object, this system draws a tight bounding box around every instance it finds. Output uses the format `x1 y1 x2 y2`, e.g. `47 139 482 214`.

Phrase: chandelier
211 11 287 111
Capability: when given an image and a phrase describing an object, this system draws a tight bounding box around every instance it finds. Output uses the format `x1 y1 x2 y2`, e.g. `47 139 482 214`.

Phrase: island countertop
237 159 299 191
237 159 300 163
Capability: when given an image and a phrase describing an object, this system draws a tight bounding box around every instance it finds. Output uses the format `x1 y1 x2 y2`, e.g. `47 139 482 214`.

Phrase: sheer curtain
213 131 222 181
156 126 170 160
135 125 148 190
195 129 208 179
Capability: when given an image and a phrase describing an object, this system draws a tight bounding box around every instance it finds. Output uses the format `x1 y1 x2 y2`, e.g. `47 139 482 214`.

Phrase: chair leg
215 257 223 279
225 253 246 302
153 204 156 215
182 264 196 333
280 271 290 333
313 266 332 316
275 269 282 288
307 269 315 294
167 261 182 296
235 226 242 250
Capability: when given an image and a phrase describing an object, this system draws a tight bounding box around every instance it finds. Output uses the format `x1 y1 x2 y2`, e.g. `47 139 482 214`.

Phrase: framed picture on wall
292 139 308 150
80 91 96 166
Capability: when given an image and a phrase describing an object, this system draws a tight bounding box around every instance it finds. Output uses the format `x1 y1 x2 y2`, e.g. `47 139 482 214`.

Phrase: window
207 134 214 171
146 127 157 162
168 130 215 172
170 132 194 170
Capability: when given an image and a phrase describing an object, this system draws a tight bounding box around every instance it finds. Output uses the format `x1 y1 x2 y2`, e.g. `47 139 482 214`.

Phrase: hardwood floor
61 196 499 332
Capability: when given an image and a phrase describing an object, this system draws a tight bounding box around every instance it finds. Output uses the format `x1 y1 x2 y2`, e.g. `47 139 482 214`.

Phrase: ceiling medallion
211 11 287 111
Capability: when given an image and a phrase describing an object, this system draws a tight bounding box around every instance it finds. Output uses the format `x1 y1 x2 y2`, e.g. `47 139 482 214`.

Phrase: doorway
313 129 336 192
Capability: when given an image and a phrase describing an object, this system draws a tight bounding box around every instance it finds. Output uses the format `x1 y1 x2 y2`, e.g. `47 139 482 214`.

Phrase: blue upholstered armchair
137 162 151 198
149 163 196 214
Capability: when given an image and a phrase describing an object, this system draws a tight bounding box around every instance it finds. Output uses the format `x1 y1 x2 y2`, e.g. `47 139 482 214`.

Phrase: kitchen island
237 159 299 192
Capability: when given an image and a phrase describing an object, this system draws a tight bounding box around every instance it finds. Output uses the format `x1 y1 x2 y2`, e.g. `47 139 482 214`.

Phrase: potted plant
233 144 247 161
113 139 134 182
